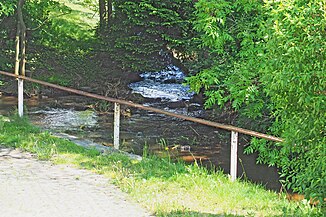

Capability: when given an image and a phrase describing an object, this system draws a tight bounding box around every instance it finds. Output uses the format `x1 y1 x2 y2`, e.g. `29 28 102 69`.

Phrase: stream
0 66 281 191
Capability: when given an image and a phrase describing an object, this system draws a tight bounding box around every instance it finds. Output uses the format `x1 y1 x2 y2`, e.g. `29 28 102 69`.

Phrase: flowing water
129 65 194 102
0 66 281 190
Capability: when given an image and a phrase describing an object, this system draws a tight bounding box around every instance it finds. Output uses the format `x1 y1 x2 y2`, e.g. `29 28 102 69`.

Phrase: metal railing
0 70 283 181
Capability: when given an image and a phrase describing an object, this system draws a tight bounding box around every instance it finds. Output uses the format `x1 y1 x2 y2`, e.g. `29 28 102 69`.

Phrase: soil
0 52 144 103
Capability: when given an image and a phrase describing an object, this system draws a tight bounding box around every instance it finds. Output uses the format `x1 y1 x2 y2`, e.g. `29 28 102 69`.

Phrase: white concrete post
113 102 120 149
18 78 24 117
230 131 238 181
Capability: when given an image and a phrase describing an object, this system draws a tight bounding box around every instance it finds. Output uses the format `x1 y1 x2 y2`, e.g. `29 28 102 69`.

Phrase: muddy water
0 95 281 191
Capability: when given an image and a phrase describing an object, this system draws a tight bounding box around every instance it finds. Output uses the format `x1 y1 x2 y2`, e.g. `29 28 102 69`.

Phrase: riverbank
0 93 282 191
0 116 323 216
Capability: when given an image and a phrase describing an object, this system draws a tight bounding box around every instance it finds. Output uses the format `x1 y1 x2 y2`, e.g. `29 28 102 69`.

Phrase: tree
1 0 82 79
100 0 196 71
254 0 326 201
187 0 266 117
99 0 113 32
188 0 325 201
15 0 26 77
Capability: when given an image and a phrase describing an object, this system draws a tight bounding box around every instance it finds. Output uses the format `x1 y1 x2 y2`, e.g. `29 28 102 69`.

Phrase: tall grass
0 116 324 216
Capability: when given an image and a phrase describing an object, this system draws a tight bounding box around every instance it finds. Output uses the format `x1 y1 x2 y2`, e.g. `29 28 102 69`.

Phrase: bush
188 0 326 201
256 0 326 200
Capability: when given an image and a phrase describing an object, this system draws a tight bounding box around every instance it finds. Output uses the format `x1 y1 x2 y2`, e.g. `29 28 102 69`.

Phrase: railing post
230 131 238 181
18 78 24 117
113 102 120 149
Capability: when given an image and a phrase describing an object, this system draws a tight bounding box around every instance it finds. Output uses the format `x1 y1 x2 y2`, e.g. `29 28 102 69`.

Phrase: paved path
0 147 153 217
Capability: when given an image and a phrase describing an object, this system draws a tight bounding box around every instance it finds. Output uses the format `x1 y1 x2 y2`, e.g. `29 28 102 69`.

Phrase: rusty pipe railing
0 70 282 142
0 70 283 181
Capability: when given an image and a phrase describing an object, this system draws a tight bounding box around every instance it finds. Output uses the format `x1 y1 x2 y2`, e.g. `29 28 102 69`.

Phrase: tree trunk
20 25 26 76
99 0 105 31
14 22 20 76
16 0 26 76
107 0 112 29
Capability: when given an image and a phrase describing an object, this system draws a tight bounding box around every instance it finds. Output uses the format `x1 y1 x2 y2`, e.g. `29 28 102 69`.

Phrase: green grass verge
0 115 324 217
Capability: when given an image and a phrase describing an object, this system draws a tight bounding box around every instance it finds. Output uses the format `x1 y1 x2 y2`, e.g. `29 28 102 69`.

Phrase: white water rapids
128 65 194 102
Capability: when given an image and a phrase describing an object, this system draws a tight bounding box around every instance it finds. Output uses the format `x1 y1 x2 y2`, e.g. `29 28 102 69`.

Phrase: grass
0 115 324 217
55 0 98 27
33 0 99 51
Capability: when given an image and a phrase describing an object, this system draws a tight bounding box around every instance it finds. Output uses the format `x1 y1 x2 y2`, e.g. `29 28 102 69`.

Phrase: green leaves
0 0 15 17
100 0 197 71
189 0 326 201
194 0 233 54
254 0 325 200
0 0 16 17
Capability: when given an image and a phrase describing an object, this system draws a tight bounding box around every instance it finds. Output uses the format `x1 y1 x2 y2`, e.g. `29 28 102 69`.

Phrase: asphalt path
0 147 153 217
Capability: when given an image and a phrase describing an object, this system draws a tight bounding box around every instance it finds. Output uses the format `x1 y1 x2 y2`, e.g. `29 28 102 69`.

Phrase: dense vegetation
187 0 326 202
98 0 198 71
0 0 325 205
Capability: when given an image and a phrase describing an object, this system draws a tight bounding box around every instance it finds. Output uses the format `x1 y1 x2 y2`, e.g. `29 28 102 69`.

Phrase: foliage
0 0 59 71
100 0 197 71
0 0 100 92
80 0 98 13
1 116 323 216
253 0 326 201
0 0 96 67
188 0 326 201
0 0 15 17
24 0 97 51
187 0 267 118
0 0 16 71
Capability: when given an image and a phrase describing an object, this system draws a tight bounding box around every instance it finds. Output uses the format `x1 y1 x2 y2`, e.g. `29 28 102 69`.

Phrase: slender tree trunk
15 0 26 76
20 25 26 76
107 0 112 29
14 23 20 76
18 0 26 76
99 0 105 31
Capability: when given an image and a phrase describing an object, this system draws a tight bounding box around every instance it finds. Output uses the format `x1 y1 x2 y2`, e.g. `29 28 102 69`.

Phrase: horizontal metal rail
0 70 283 142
